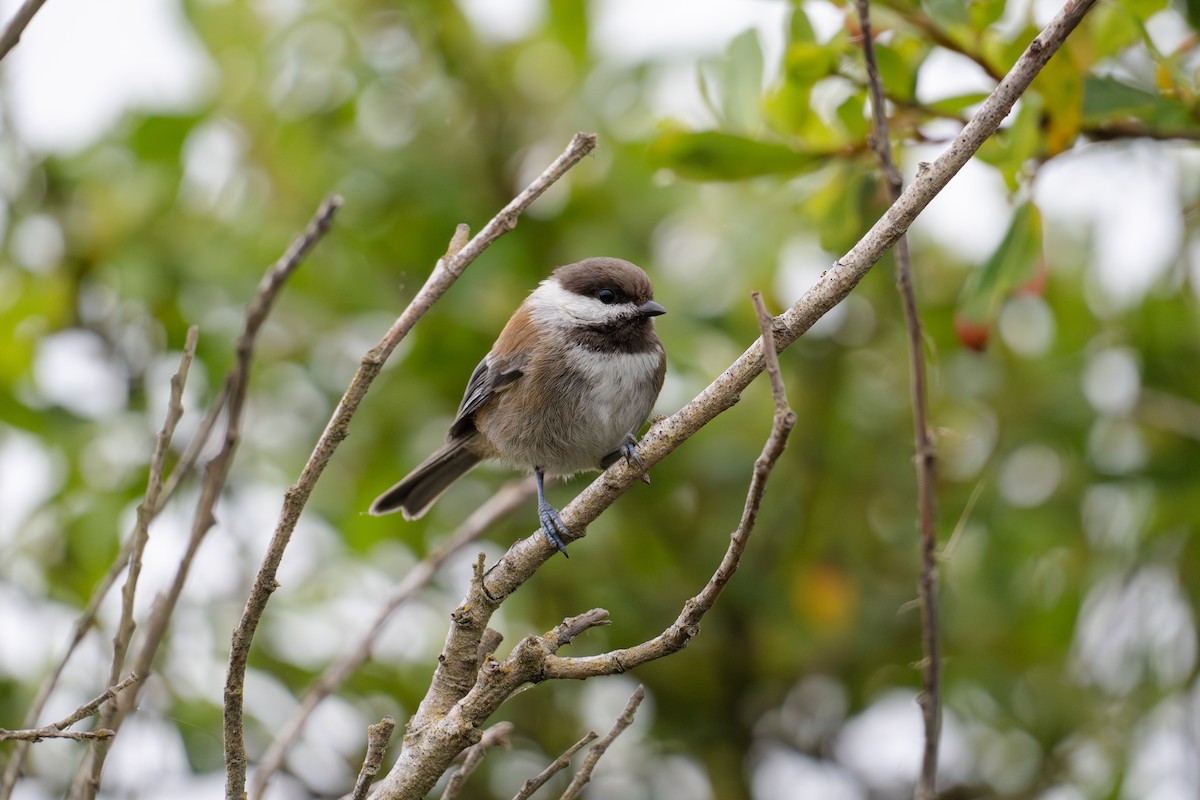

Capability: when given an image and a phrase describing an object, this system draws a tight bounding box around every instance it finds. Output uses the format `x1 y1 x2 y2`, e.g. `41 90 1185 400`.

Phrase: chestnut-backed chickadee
369 257 667 556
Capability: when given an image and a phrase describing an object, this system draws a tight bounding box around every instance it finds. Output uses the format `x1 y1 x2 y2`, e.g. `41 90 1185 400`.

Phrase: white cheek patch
529 281 630 327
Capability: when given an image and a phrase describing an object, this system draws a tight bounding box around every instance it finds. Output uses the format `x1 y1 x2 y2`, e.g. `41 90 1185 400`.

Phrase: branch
539 295 794 683
349 716 396 800
855 3 942 796
559 686 645 800
107 326 200 691
0 0 48 62
1 329 204 797
250 478 534 798
65 196 343 800
372 295 794 799
223 132 597 800
511 732 597 800
370 7 1097 796
439 722 513 800
0 675 139 744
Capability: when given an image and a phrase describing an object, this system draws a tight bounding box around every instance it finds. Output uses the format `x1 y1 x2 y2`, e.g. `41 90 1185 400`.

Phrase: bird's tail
369 442 482 519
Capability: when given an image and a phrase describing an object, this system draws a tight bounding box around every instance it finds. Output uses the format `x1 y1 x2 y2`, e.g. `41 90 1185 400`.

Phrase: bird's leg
535 468 570 557
601 434 651 485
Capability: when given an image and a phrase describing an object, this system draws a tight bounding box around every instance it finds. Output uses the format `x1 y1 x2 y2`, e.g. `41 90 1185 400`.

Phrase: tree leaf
647 129 818 181
958 202 1043 324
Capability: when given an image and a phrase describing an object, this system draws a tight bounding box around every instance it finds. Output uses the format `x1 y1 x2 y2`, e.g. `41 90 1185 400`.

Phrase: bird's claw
619 437 651 485
538 500 571 558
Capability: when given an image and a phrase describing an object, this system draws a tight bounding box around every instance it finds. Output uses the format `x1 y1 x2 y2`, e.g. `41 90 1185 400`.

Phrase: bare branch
371 294 796 799
225 132 597 800
558 685 645 800
107 325 200 693
1 329 203 797
0 675 139 744
63 196 343 800
349 716 396 800
511 732 597 800
439 722 513 800
0 0 48 62
0 729 113 743
540 296 795 683
855 2 942 796
251 478 533 798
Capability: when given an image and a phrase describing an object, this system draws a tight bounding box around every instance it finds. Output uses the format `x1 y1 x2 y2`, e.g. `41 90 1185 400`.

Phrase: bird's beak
638 300 667 317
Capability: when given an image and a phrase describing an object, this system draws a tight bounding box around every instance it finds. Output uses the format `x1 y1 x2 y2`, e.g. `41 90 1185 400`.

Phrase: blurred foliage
2 0 1200 798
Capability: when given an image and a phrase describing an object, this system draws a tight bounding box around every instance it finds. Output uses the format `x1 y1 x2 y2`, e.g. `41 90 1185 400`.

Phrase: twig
372 296 795 799
558 686 645 800
539 295 795 683
224 132 597 800
511 732 597 800
0 729 112 743
250 478 533 799
439 722 513 800
0 330 207 798
0 0 48 62
349 716 396 800
107 327 199 695
855 3 941 797
0 675 139 744
64 196 343 800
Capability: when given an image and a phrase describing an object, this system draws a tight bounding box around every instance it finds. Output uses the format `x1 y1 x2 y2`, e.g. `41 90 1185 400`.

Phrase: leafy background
2 0 1200 798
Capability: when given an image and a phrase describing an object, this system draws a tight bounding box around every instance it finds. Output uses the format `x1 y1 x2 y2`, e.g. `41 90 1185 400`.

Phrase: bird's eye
597 288 617 304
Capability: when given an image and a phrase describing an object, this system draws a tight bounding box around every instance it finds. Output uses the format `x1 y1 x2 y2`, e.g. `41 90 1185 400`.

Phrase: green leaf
1088 3 1146 60
928 91 990 115
958 203 1043 323
970 0 1008 29
1031 46 1082 155
975 93 1042 191
647 128 818 181
836 93 870 141
802 163 872 252
923 0 970 27
790 5 816 44
699 28 764 134
1082 75 1195 131
128 115 200 163
785 41 835 86
1122 0 1171 19
764 82 813 136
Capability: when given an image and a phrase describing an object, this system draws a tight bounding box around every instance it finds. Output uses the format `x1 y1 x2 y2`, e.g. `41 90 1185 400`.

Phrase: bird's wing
447 352 526 438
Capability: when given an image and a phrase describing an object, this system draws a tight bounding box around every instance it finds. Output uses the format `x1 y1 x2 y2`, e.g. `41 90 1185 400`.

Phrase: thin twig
349 716 396 800
0 0 48 62
511 732 597 800
558 686 645 800
1 330 208 797
439 722 513 800
107 326 199 695
250 478 533 798
64 196 343 800
855 3 941 797
373 296 796 799
0 675 139 744
538 295 795 683
223 132 596 800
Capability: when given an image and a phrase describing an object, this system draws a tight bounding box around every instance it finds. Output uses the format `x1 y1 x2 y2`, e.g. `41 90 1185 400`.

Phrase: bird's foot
538 499 571 558
620 436 651 485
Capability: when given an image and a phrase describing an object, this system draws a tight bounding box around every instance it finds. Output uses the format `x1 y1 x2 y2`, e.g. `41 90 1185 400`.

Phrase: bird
369 257 667 556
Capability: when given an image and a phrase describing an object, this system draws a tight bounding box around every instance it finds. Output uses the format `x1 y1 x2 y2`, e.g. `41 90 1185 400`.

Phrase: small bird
370 257 667 556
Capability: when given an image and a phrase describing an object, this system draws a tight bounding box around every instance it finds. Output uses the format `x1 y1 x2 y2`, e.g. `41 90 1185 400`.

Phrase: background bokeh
2 0 1199 798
